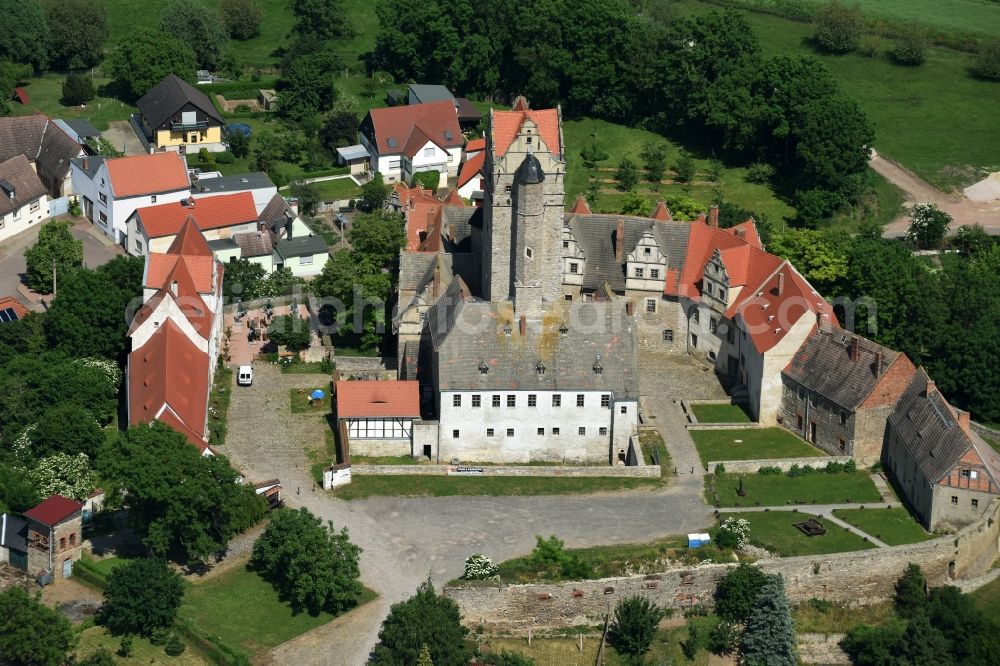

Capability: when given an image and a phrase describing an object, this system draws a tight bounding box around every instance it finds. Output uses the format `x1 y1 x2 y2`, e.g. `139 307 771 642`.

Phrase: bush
715 563 770 623
463 553 498 580
859 35 881 58
973 40 1000 81
814 0 863 54
164 634 186 656
844 459 857 473
527 535 593 580
717 517 751 550
707 620 740 656
891 24 926 66
681 622 702 660
412 170 440 191
714 463 726 476
757 466 782 476
825 460 845 474
608 596 664 659
215 151 236 164
98 558 184 637
744 162 774 184
117 636 133 658
62 73 95 106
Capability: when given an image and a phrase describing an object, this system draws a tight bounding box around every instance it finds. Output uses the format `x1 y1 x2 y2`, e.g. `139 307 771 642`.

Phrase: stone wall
972 421 1000 442
444 500 1000 631
350 464 660 478
333 356 397 373
705 456 854 474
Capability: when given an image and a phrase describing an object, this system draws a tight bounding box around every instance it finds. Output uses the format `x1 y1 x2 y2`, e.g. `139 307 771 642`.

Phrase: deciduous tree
106 28 196 98
607 596 663 659
894 563 927 619
267 314 312 351
614 156 638 191
372 579 471 666
640 142 669 185
0 587 74 666
891 23 926 66
359 173 389 213
24 219 82 294
905 203 951 250
220 0 262 40
291 0 354 41
0 0 49 70
714 562 769 623
277 51 341 120
158 0 229 70
45 0 108 69
98 558 184 636
814 0 863 54
28 452 99 501
319 110 359 151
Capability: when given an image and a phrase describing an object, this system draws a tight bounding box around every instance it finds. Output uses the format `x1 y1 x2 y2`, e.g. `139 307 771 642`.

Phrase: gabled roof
651 201 672 221
444 189 463 206
335 380 420 418
457 150 486 189
136 74 224 130
259 193 296 231
672 221 749 299
490 107 561 158
568 195 592 215
145 254 215 294
0 114 82 186
166 217 214 257
0 296 28 321
233 230 273 258
104 152 190 198
0 154 48 217
135 192 257 238
407 84 454 105
464 137 486 153
366 100 463 155
24 495 82 527
718 246 783 309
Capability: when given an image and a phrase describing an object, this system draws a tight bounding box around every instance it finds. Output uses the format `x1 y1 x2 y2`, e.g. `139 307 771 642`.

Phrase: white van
237 365 253 386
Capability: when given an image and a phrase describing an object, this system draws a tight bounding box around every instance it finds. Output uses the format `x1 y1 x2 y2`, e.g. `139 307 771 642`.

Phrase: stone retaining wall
333 356 397 372
350 464 661 478
444 500 1000 631
705 456 853 474
972 421 1000 442
687 423 763 430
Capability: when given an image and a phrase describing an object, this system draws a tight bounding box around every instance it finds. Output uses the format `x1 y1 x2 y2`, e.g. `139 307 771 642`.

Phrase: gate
9 549 27 571
62 558 73 578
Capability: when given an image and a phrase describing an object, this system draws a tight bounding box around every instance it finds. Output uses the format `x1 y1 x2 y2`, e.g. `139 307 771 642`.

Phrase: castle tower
481 104 565 306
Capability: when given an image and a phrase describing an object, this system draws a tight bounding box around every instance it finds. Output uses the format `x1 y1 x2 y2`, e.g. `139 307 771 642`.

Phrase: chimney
926 379 935 397
957 410 970 433
82 157 89 171
709 204 719 228
734 227 744 239
518 315 526 336
776 271 785 296
625 300 634 316
614 219 625 262
849 336 860 362
874 350 883 376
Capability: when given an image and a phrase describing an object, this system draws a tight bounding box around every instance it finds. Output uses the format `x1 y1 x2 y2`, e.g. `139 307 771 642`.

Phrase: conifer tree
740 575 797 666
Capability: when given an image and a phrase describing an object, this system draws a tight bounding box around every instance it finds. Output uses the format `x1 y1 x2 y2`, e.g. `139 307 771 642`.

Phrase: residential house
23 495 84 580
780 324 916 463
885 369 1000 531
0 113 84 200
0 296 27 323
335 380 421 457
189 172 277 215
127 219 224 454
406 84 481 129
71 152 191 244
259 193 328 277
359 100 463 187
0 155 50 242
136 74 226 153
125 192 258 256
455 150 485 204
0 511 28 572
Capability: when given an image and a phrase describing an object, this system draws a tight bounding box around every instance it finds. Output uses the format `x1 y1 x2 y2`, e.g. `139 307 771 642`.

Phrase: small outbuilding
336 145 370 175
335 380 420 457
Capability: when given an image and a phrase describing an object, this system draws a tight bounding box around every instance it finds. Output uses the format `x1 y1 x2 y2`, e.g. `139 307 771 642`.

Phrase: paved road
223 360 717 665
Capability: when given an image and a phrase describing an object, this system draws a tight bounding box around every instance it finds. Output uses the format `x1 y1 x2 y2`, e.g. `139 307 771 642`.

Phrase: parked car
237 365 253 386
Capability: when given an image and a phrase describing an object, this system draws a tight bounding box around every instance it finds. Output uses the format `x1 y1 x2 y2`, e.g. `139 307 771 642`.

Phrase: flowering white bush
12 425 36 462
28 453 99 501
76 357 122 388
718 517 751 549
463 553 498 580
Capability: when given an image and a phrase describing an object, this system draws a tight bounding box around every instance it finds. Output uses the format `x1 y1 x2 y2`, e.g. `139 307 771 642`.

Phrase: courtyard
691 428 827 466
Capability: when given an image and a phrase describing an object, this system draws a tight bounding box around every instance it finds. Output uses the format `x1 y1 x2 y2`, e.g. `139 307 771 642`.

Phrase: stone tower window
536 361 545 375
526 247 533 259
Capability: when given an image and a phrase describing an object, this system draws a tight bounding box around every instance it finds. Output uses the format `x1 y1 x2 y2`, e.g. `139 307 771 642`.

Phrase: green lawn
282 177 361 202
350 454 421 465
279 361 332 374
832 508 933 545
724 511 877 556
710 472 882 507
690 403 752 424
797 0 1000 38
290 387 331 413
792 599 897 633
178 565 376 655
10 74 135 131
691 427 825 465
76 626 208 666
330 475 664 500
971 574 1000 625
638 428 670 474
678 0 1000 191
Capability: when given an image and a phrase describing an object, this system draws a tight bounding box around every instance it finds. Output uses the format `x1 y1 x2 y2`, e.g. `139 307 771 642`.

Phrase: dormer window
593 354 603 374
559 322 569 335
536 361 545 375
478 359 489 374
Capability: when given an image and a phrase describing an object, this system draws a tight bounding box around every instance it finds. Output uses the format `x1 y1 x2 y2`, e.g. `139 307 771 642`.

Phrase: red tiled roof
128 318 209 448
335 380 420 418
457 150 485 189
24 495 82 526
136 193 256 238
417 206 444 253
465 137 485 152
490 108 561 158
406 199 442 251
860 354 917 409
0 296 29 320
105 152 189 198
166 216 214 256
13 87 29 105
669 221 747 299
401 125 451 159
129 263 214 340
568 195 591 215
511 96 529 111
729 219 762 249
651 201 672 221
719 245 783 316
145 255 215 293
367 101 462 155
444 189 464 206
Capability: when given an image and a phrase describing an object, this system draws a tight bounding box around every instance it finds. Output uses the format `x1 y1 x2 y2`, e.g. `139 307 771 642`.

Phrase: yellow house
136 75 226 154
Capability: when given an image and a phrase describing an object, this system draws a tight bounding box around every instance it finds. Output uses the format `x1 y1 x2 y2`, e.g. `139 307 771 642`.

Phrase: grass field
290 387 330 413
283 177 361 202
350 454 421 465
178 565 376 655
711 471 882 506
970 574 1000 625
279 361 332 374
689 403 752 424
725 511 877 556
10 74 135 131
76 626 209 666
832 507 933 546
679 0 1000 191
329 474 664 500
792 599 897 633
797 0 1000 38
691 427 825 465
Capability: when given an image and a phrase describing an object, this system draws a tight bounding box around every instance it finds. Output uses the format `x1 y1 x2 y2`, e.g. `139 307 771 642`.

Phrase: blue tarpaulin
310 390 325 400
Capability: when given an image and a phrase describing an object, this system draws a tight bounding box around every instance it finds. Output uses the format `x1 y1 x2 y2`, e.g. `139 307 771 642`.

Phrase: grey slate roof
399 252 437 291
565 214 651 291
259 193 295 231
783 326 900 410
71 155 104 179
0 512 27 552
651 220 691 271
426 279 638 397
136 74 224 130
408 84 454 105
207 238 239 251
0 155 48 217
233 231 274 258
65 119 100 139
888 369 1000 486
442 207 478 248
276 235 328 259
191 172 274 195
0 115 82 184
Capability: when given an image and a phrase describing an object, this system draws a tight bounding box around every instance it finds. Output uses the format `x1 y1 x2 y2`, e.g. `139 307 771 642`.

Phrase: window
620 405 627 414
528 394 537 407
552 394 561 407
600 427 608 436
99 212 107 224
98 192 107 204
552 428 560 436
472 394 481 407
691 334 698 348
453 395 462 407
526 247 533 259
650 269 660 279
487 428 494 437
601 395 610 408
710 318 718 333
506 428 514 437
840 411 848 426
29 200 40 213
507 395 515 407
634 267 644 278
569 262 579 274
537 427 544 435
134 240 143 253
961 469 979 480
798 387 806 400
299 255 314 265
692 310 699 324
644 247 651 255
727 327 734 344
646 299 656 313
972 498 979 508
492 395 501 407
951 496 959 505
564 294 572 301
839 438 846 452
563 241 569 249
663 329 673 342
579 427 586 435
504 184 512 193
60 537 66 550
452 430 460 438
526 136 532 144
576 394 585 407
424 147 435 157
69 533 76 546
151 195 157 203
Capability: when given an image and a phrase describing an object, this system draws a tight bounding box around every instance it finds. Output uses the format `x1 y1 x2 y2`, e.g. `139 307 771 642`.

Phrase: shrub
871 461 884 474
717 517 751 550
527 535 593 580
412 170 440 191
463 553 498 580
808 597 834 613
215 151 235 164
757 466 782 476
891 24 926 66
859 35 881 58
707 620 740 656
973 40 1000 81
681 622 702 659
825 461 845 474
117 636 133 658
164 634 186 656
715 563 770 623
98 558 184 637
714 463 727 476
62 73 95 106
844 459 857 473
744 162 774 184
608 596 664 659
814 0 863 54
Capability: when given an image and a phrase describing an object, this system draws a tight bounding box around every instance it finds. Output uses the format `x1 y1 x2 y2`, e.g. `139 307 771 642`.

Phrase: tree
814 0 863 54
714 563 770 623
291 0 355 40
97 423 267 562
98 558 184 636
28 453 99 501
0 463 41 512
480 650 535 666
277 50 341 120
620 190 651 217
359 172 389 212
661 195 704 220
580 144 609 170
106 28 196 98
159 0 229 70
707 620 740 656
766 229 849 294
412 171 441 192
45 0 108 69
973 40 1000 81
223 258 267 302
78 648 116 666
0 0 49 70
640 142 669 185
891 23 926 66
371 579 471 666
0 587 74 666
952 224 993 257
894 563 927 619
673 150 696 184
290 180 321 216
906 203 951 250
31 403 104 458
250 507 363 615
740 575 797 666
417 644 434 666
227 128 250 158
24 219 83 294
267 314 312 351
220 0 262 40
607 596 663 659
614 156 638 191
61 73 95 106
319 110 360 151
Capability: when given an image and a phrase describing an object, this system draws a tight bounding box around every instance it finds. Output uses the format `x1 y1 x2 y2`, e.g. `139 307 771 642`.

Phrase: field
832 507 933 546
970 574 1000 625
710 471 882 506
690 427 826 465
689 403 752 424
329 474 664 500
797 0 1000 38
290 177 361 202
792 599 897 633
10 75 135 131
724 511 877 556
679 0 1000 191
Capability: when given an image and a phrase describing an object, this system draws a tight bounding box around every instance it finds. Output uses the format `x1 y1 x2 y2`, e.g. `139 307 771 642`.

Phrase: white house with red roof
70 152 191 245
455 150 486 204
125 191 259 256
359 100 464 187
127 218 223 454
